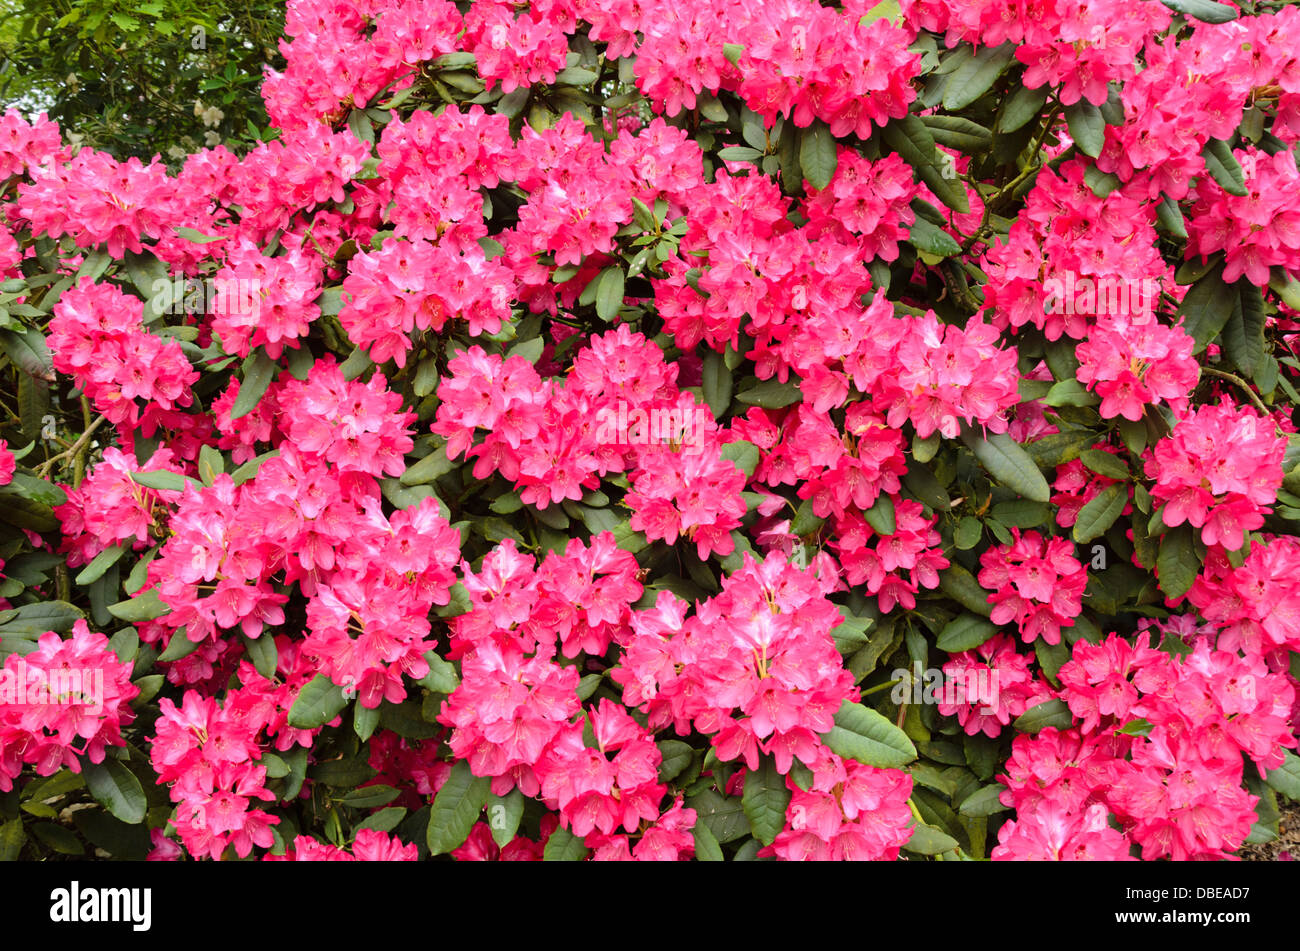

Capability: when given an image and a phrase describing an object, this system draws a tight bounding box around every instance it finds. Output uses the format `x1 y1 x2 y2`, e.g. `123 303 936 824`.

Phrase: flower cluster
996 631 1297 861
978 530 1088 646
615 552 856 773
937 634 1053 738
48 280 199 436
0 621 138 792
1075 314 1199 422
762 753 914 861
1145 401 1286 551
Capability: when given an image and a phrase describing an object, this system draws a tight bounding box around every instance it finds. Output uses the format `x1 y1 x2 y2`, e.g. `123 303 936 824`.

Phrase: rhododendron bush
2 0 1300 864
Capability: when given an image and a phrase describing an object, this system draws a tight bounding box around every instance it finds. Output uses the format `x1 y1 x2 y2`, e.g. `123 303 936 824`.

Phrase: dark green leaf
1202 138 1247 196
942 43 1015 111
1157 525 1200 601
84 761 146 824
822 700 917 768
427 760 491 855
231 350 277 420
962 429 1051 502
958 784 1009 817
1013 699 1074 734
936 613 998 653
1072 483 1127 544
287 674 349 729
1160 0 1238 22
1064 101 1105 158
799 122 837 191
741 754 790 846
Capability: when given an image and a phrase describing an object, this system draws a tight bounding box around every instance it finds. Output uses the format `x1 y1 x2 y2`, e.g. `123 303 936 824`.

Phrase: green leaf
1079 449 1129 480
954 516 982 550
1155 194 1187 240
908 218 961 258
357 807 407 834
198 444 224 485
1160 0 1238 22
1157 525 1200 601
735 379 801 408
176 226 225 244
400 446 456 486
1013 699 1074 734
822 700 917 768
0 819 25 861
240 632 278 681
426 760 491 855
1042 378 1099 408
692 820 724 861
958 784 1009 817
962 429 1051 502
419 651 460 693
30 822 84 855
1202 138 1248 196
287 674 349 729
0 328 54 379
1223 282 1266 379
130 470 197 492
594 266 625 321
340 784 398 808
0 601 83 635
789 498 825 537
903 820 959 855
657 740 695 783
309 757 377 788
799 122 838 191
913 431 941 464
1072 483 1127 544
106 589 169 623
881 115 969 214
339 346 372 381
1116 718 1154 737
741 754 791 846
861 494 896 536
488 789 525 847
939 564 992 617
701 350 732 419
1263 750 1300 802
83 761 147 825
936 613 998 653
918 115 993 153
942 42 1015 110
230 450 279 486
156 627 202 662
1064 101 1105 158
990 499 1049 528
540 825 591 861
231 350 277 420
998 84 1049 134
688 788 750 844
718 146 763 162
